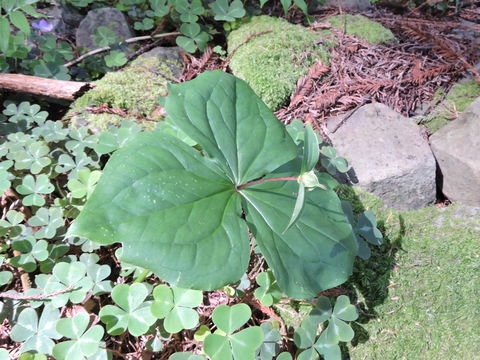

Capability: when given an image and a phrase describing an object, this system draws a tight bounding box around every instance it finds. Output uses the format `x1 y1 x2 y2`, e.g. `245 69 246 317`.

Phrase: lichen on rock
227 16 331 111
324 14 396 45
66 49 182 132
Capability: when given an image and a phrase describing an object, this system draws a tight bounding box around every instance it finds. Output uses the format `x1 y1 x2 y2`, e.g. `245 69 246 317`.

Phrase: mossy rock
324 14 396 45
66 47 182 132
421 80 480 133
227 16 332 111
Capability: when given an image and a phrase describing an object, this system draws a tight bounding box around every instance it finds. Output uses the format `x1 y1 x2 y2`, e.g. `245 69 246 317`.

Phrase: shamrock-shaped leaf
169 353 206 360
10 236 48 271
10 305 61 355
43 262 94 308
55 152 98 178
210 0 246 21
28 207 64 239
0 210 25 238
151 285 203 333
67 169 102 199
176 23 209 53
99 283 156 336
134 18 154 31
313 332 341 360
254 270 283 307
34 62 71 81
355 210 383 246
257 322 282 360
86 263 112 295
0 270 13 286
11 141 51 174
174 0 205 23
94 26 118 47
65 127 98 155
16 174 54 206
104 51 128 67
204 304 264 360
94 121 142 155
320 146 348 174
53 312 104 360
32 120 69 142
150 0 169 17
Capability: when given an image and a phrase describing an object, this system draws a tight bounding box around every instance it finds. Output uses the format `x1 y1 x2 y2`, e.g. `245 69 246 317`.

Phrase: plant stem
236 176 298 190
133 269 150 283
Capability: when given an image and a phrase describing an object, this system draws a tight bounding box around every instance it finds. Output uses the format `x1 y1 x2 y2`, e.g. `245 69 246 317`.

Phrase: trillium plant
70 70 363 299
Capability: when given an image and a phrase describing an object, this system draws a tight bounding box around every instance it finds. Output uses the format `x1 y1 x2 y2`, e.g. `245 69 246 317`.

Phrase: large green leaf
241 180 357 298
164 70 297 184
70 131 250 290
70 71 357 299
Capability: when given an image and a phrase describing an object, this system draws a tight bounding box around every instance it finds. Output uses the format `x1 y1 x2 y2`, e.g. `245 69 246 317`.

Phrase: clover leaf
10 236 48 272
104 51 128 67
11 141 51 174
67 169 102 199
70 71 358 299
257 322 282 360
94 121 142 155
355 210 383 246
0 210 25 238
94 26 118 47
169 353 206 360
176 23 209 53
151 285 203 333
28 207 64 239
204 304 264 360
320 146 348 174
295 296 358 360
173 0 205 23
254 270 283 307
53 312 104 360
32 120 69 142
10 305 61 355
99 283 156 336
210 0 245 21
65 127 98 156
16 174 54 206
42 262 94 307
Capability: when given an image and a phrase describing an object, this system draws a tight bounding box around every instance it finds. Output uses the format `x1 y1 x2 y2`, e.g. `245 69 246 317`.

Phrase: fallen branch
0 74 92 101
64 32 180 68
0 285 75 300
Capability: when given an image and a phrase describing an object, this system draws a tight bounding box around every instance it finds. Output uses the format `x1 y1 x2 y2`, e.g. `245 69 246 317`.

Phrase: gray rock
430 97 480 205
140 46 183 77
326 103 437 210
76 7 133 50
44 4 82 37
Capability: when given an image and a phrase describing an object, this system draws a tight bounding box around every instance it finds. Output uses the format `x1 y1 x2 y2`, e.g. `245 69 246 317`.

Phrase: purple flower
31 19 54 32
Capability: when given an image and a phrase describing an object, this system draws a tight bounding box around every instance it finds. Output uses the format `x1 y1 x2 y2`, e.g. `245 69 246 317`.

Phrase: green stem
133 269 150 283
236 176 298 190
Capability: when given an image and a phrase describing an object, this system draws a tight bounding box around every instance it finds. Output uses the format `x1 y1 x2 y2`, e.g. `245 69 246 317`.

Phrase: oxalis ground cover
1 1 480 360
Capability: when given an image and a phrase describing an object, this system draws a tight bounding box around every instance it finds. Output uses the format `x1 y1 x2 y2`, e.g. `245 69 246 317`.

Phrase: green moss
423 81 480 133
227 16 331 111
348 202 480 359
66 56 179 132
325 14 396 45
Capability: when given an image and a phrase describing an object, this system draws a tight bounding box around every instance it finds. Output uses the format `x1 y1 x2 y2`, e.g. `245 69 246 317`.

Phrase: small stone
327 103 437 210
76 7 133 50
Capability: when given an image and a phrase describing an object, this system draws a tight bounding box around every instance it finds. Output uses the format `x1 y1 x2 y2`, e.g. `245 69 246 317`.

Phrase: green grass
345 197 480 359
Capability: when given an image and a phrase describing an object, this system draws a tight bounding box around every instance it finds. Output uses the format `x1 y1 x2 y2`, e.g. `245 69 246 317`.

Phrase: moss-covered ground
422 80 480 133
338 187 480 359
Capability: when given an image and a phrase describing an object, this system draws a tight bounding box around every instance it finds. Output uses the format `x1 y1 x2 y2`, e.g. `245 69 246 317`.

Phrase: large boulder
76 7 133 50
430 97 480 205
326 102 437 210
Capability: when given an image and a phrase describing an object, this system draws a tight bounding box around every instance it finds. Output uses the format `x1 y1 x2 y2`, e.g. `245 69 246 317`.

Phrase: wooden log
0 74 93 101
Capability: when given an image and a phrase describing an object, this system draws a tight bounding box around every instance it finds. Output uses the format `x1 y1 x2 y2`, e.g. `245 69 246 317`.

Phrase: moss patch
66 56 180 132
422 80 480 133
325 14 396 45
227 16 331 111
